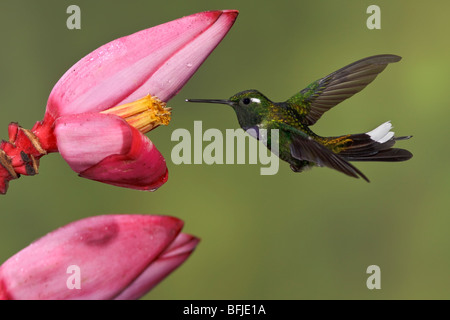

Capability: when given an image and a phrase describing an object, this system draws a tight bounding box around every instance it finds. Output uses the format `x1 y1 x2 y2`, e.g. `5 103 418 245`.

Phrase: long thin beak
185 98 234 106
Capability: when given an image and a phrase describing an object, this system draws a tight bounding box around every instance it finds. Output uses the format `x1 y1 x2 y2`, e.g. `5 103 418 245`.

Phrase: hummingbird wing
290 134 370 182
286 55 401 126
277 122 369 181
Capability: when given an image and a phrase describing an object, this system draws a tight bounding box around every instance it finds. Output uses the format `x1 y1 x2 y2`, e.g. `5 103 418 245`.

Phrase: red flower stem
0 115 57 194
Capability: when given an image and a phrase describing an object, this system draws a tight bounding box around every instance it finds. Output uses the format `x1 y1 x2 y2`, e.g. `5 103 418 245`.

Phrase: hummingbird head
186 89 272 129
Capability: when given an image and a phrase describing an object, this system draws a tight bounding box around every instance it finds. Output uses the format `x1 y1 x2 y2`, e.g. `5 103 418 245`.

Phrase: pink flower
0 10 238 193
0 215 199 300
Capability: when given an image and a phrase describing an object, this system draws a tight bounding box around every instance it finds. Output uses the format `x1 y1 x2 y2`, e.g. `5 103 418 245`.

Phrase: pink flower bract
43 10 238 191
0 214 199 300
0 10 238 194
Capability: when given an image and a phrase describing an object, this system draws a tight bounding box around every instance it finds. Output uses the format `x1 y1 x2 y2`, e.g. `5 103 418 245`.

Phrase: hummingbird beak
185 98 234 106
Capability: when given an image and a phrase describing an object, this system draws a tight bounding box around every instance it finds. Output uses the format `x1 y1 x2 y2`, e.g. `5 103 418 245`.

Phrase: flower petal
79 127 168 191
46 10 238 118
122 10 239 103
0 215 184 300
114 233 200 300
54 113 167 190
55 113 132 173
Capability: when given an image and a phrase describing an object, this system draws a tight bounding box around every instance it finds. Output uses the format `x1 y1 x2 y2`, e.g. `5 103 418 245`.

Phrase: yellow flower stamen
100 95 171 134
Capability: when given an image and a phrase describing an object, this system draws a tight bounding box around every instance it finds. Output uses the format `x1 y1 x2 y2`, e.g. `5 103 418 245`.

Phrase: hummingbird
186 55 412 182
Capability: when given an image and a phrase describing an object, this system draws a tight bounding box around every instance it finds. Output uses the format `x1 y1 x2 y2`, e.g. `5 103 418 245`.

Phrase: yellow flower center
100 95 171 133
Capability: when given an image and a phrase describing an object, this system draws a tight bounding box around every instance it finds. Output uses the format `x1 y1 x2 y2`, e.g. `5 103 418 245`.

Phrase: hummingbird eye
241 98 251 105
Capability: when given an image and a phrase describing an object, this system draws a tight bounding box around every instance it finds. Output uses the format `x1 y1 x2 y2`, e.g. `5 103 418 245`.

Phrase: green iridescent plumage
187 55 413 182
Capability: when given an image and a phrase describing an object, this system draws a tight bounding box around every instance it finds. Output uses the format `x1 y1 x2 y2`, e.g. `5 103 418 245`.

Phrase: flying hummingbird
186 55 412 182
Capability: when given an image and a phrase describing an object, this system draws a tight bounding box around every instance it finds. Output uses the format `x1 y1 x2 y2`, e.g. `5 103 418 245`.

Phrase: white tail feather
366 121 394 144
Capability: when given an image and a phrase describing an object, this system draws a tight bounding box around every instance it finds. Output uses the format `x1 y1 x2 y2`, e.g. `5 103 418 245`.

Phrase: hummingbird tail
328 121 413 162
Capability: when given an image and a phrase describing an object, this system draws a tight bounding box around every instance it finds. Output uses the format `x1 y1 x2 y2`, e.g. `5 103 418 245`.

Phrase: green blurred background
0 0 449 299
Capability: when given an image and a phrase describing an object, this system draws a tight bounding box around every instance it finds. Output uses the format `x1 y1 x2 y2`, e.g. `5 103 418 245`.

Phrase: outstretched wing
286 55 401 126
